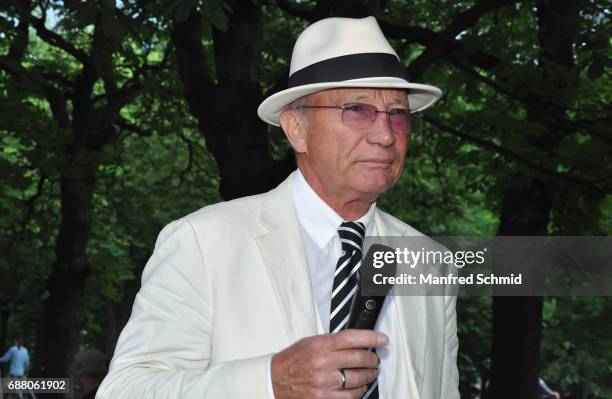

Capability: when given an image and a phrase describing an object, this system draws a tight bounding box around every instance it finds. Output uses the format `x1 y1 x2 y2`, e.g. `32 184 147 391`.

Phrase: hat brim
257 77 442 126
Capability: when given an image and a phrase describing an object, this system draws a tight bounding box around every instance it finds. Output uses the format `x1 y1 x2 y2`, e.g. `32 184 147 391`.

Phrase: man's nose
366 111 396 146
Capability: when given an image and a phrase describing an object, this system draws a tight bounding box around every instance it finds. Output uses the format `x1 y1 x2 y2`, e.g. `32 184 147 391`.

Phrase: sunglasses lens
341 103 416 133
342 103 377 128
389 109 410 133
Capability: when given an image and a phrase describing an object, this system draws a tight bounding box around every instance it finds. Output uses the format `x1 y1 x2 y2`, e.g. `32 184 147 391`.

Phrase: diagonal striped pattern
330 221 365 333
363 377 379 398
329 221 379 398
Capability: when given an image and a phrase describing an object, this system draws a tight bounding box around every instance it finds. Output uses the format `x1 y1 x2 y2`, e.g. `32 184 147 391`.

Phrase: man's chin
350 177 395 196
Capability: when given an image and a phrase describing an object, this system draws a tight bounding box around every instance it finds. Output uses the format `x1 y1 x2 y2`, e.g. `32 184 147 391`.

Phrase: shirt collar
292 169 376 249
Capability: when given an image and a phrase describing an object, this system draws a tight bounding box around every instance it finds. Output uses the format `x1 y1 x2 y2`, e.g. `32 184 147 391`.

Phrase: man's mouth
358 159 394 166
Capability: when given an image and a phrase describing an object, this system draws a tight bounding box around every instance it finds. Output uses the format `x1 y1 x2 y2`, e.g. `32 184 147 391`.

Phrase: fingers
329 348 380 369
271 332 386 399
328 329 389 351
340 368 379 389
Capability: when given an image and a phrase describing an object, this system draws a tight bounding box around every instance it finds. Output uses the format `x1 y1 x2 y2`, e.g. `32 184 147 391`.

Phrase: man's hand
271 329 388 399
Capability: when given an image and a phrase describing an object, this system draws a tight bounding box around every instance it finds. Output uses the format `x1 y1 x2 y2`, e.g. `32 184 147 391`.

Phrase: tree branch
178 134 194 187
407 0 520 78
7 1 31 62
380 21 503 71
445 55 611 144
1 5 72 129
115 116 150 137
425 116 606 194
39 70 74 88
171 7 216 128
30 16 90 65
5 173 47 255
42 85 71 128
1 2 32 79
445 54 520 101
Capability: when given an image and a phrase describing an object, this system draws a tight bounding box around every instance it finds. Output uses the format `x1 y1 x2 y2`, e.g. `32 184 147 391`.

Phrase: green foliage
541 297 612 397
0 0 610 395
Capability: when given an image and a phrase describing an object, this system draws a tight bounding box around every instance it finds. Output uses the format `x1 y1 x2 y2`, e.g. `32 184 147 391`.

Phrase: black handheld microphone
347 244 397 330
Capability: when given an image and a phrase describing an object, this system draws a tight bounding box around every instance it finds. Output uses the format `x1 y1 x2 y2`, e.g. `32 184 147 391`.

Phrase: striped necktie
330 221 365 333
329 221 379 399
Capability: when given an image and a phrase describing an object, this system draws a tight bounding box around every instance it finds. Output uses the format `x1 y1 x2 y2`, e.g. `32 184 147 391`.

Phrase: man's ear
279 110 308 153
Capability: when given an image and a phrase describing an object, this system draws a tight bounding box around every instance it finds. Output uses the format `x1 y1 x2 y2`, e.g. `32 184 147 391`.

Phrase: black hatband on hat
287 53 408 88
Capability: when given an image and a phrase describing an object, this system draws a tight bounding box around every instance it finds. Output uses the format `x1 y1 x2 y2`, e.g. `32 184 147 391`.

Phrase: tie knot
338 221 365 253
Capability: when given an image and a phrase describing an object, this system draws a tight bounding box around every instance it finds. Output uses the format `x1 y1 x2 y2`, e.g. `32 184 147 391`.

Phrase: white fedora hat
258 16 442 126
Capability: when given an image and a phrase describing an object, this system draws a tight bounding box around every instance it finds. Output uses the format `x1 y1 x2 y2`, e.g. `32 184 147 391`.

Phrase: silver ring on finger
339 368 347 389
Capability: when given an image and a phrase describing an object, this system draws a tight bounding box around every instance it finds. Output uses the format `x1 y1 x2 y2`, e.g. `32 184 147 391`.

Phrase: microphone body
347 244 397 330
346 285 386 330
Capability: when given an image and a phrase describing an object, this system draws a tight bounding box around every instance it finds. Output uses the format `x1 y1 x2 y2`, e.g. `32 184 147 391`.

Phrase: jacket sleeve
96 219 271 399
0 348 12 363
440 292 460 399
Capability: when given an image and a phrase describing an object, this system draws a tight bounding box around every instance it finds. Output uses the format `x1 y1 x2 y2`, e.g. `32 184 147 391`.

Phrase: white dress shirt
266 170 399 398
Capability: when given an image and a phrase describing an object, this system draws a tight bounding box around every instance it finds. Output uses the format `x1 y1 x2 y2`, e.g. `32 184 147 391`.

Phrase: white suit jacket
97 172 459 398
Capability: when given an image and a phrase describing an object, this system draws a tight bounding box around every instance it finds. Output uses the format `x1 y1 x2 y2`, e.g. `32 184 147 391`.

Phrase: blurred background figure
70 349 108 399
0 336 31 399
0 336 29 378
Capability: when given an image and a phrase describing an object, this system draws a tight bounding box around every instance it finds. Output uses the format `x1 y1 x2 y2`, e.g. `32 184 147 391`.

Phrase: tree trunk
209 0 292 199
172 4 293 201
34 167 97 383
486 178 551 399
486 1 579 397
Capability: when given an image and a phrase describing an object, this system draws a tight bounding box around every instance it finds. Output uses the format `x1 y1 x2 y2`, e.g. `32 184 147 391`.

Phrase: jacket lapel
255 172 318 343
375 210 425 399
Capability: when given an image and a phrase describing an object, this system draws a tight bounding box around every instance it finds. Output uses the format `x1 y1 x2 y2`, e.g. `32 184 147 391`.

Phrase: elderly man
98 16 458 399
